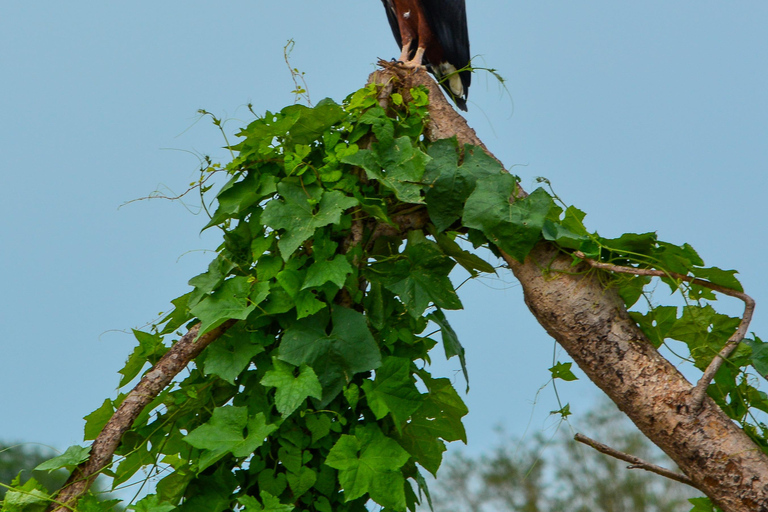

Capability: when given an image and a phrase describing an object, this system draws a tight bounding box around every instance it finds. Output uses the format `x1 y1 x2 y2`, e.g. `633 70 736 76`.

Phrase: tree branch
573 250 756 410
47 320 236 512
574 433 696 487
365 66 768 511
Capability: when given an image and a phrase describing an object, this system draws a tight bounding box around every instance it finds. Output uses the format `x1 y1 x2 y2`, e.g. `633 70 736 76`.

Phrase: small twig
48 320 236 512
574 251 756 411
574 433 696 487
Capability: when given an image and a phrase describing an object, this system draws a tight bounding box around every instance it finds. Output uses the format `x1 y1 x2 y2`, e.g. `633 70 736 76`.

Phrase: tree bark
372 66 768 512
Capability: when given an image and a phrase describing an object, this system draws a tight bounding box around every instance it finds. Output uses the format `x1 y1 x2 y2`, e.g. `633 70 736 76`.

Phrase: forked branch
573 251 756 410
574 433 696 487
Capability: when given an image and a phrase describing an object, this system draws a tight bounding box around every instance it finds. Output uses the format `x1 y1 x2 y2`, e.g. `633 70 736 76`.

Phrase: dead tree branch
574 433 696 487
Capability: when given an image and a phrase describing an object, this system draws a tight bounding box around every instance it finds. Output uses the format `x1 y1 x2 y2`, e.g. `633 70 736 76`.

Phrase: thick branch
366 66 768 512
574 433 695 487
48 320 236 512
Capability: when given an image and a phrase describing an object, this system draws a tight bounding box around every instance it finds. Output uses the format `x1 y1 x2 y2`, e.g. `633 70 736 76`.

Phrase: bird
379 0 471 111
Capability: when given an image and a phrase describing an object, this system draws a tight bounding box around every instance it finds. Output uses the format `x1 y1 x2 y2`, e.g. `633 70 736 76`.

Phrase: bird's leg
406 46 426 67
398 39 413 63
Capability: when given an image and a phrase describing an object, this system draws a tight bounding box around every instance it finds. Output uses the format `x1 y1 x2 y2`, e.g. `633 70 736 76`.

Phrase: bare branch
574 433 696 487
573 251 756 410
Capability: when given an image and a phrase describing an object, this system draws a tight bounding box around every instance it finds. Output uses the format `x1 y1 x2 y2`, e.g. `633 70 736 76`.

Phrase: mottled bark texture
371 66 768 512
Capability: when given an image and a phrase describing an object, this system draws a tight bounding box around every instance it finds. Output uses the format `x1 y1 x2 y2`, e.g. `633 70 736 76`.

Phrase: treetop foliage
4 78 766 512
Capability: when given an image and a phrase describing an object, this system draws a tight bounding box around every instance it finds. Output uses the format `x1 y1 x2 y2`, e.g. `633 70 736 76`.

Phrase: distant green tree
429 400 694 512
0 443 67 499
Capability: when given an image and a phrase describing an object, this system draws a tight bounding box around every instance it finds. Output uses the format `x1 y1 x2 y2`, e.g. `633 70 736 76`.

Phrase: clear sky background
2 0 767 472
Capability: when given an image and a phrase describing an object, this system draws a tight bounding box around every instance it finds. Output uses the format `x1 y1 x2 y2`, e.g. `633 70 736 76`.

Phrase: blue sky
2 0 767 469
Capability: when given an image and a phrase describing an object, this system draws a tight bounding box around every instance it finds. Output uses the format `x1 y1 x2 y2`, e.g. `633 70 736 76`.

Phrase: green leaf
667 305 741 370
2 477 50 512
83 399 114 441
688 497 721 512
118 329 167 387
129 494 176 512
601 232 658 259
654 241 703 275
433 231 495 276
160 291 193 335
303 254 353 290
693 266 743 292
399 375 467 475
305 414 332 444
238 491 295 512
184 407 277 472
205 172 277 229
261 358 322 417
187 255 235 309
34 445 91 472
261 181 358 260
325 425 410 510
362 357 423 430
463 182 553 262
372 232 462 317
279 307 381 405
629 305 678 348
423 140 504 231
427 309 468 389
342 136 429 204
284 100 346 146
190 277 267 336
202 325 267 384
541 210 590 250
286 466 317 499
748 336 768 378
549 361 578 381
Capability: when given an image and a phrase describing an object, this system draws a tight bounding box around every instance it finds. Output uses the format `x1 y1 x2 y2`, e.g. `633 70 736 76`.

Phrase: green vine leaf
260 358 322 417
668 305 741 370
129 494 176 512
423 139 504 232
549 361 578 382
342 135 429 204
261 181 358 260
325 424 410 510
238 491 295 512
361 356 423 430
278 306 381 406
463 181 554 262
371 231 462 317
427 309 468 388
34 445 91 472
184 406 277 472
190 278 269 336
202 325 267 385
302 254 353 290
2 476 50 512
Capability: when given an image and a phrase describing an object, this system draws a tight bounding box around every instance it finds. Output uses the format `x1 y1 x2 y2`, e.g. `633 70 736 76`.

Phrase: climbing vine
3 76 765 512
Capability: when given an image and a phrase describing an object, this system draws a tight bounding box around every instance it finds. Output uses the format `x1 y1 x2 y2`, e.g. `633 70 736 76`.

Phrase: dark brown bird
380 0 471 111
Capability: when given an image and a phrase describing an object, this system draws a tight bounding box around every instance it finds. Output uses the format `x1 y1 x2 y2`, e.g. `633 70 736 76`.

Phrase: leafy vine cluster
3 78 764 512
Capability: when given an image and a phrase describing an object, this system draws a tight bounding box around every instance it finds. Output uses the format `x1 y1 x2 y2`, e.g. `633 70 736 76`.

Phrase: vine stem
573 251 756 411
47 320 237 512
574 433 696 487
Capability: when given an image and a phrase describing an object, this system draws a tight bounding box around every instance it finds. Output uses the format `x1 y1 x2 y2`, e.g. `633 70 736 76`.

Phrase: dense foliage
3 82 765 512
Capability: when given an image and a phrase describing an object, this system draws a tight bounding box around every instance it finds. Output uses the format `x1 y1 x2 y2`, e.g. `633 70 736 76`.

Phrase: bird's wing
380 0 403 49
419 0 470 69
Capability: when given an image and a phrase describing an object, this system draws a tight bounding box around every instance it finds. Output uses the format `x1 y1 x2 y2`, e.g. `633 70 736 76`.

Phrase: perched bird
380 0 471 111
